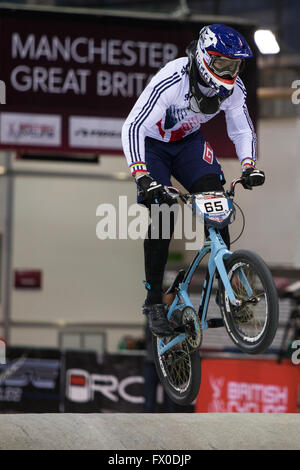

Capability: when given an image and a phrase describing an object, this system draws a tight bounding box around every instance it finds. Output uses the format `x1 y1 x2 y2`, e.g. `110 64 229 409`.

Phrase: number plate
193 194 231 224
195 195 229 215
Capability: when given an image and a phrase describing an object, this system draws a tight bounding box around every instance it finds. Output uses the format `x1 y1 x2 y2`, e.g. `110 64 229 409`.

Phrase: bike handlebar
165 177 245 202
226 177 244 197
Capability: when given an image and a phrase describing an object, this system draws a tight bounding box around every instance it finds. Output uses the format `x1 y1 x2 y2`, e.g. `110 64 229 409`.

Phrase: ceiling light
254 30 280 54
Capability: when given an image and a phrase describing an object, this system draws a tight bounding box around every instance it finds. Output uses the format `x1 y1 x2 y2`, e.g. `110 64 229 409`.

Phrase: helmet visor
210 56 242 78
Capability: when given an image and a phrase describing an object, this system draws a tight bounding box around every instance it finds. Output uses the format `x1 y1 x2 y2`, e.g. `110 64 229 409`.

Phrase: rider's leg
142 203 178 336
144 204 177 305
139 138 176 336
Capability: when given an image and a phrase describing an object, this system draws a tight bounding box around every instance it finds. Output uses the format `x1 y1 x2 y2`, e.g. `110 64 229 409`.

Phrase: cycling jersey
121 57 257 176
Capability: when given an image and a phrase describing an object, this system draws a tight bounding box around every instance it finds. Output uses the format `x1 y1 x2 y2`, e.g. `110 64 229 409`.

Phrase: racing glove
136 174 175 206
241 167 265 190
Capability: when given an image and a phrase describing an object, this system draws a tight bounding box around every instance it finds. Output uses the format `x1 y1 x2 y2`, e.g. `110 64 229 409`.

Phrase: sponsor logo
69 116 123 149
201 27 218 48
75 128 120 139
205 215 224 222
0 357 60 389
207 375 289 413
0 113 61 146
66 368 144 404
8 123 55 140
0 357 60 403
203 141 214 164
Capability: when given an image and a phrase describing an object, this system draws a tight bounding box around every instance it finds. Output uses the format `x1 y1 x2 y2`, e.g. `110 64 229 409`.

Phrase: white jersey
121 57 257 175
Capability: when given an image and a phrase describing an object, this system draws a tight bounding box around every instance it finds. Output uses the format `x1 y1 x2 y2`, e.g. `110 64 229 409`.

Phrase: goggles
209 55 243 79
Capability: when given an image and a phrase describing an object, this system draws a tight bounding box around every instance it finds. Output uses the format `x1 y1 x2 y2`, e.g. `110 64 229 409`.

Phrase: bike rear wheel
152 334 201 406
220 250 279 354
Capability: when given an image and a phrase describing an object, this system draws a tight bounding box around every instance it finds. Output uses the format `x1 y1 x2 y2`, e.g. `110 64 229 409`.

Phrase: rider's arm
121 62 182 178
223 77 257 169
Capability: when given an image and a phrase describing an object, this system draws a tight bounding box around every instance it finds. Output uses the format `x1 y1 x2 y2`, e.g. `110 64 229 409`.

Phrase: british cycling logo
0 80 6 104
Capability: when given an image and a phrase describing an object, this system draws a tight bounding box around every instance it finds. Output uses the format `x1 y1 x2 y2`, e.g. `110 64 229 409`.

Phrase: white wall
220 118 300 266
4 117 300 351
9 156 147 350
176 118 300 268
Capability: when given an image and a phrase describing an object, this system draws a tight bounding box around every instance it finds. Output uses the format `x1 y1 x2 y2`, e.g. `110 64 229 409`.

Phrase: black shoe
143 304 174 337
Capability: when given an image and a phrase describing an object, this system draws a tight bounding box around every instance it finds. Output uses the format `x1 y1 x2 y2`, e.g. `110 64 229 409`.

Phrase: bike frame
158 226 253 356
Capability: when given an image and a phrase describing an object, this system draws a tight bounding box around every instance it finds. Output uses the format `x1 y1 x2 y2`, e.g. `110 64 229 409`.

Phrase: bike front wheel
219 250 279 354
152 334 201 406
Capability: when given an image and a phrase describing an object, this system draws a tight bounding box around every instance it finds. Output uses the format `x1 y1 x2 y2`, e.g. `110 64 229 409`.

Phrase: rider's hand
136 174 175 206
241 167 265 190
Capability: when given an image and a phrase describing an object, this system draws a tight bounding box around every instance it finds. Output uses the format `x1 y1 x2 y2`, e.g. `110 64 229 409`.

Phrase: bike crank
182 306 202 350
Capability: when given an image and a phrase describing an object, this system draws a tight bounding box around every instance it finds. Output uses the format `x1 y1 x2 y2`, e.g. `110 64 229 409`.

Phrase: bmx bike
152 177 279 405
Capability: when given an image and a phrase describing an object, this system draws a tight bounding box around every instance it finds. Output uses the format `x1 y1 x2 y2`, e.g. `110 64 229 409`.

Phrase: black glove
136 174 175 206
242 168 265 190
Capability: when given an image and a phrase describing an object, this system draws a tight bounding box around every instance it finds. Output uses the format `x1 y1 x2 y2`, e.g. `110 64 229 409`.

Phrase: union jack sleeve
224 78 257 167
121 61 182 175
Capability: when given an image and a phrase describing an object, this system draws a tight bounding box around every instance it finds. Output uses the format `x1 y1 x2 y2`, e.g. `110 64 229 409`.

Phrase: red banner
0 7 257 156
196 359 300 413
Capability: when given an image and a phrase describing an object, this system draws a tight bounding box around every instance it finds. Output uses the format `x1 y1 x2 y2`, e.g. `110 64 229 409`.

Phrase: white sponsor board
69 116 124 149
0 112 61 146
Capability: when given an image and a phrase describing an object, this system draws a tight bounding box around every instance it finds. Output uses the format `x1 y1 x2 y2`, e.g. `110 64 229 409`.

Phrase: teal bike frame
158 226 254 356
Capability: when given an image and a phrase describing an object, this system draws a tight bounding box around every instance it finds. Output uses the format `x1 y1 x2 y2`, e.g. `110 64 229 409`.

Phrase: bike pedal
207 318 224 328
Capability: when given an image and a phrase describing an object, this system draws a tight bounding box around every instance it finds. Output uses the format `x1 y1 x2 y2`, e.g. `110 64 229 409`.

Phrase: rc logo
66 368 144 404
